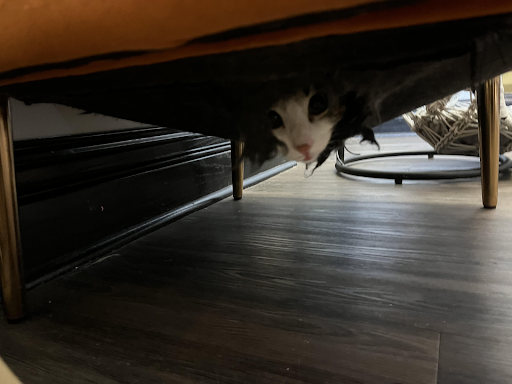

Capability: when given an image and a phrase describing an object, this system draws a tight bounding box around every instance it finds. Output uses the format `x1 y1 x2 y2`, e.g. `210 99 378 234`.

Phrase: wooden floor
2 135 512 383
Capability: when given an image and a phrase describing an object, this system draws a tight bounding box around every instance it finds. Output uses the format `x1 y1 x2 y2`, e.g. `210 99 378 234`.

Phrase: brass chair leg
231 141 244 200
0 97 26 321
477 77 500 209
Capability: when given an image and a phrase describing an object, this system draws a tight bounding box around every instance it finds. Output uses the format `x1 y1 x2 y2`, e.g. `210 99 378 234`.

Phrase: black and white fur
239 77 379 170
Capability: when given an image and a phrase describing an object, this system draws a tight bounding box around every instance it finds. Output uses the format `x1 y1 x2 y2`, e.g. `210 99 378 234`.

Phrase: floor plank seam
436 332 442 384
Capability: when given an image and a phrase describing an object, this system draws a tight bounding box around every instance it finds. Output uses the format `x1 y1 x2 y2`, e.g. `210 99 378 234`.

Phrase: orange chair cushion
1 0 512 87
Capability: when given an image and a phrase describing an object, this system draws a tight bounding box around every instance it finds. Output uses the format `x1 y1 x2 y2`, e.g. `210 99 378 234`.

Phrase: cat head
241 83 379 169
268 86 341 164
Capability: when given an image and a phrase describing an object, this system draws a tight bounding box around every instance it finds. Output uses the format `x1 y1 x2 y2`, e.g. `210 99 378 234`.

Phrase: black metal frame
335 148 512 184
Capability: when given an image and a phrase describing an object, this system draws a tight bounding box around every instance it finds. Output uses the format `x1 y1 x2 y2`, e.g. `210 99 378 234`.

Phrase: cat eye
268 110 283 129
309 93 328 116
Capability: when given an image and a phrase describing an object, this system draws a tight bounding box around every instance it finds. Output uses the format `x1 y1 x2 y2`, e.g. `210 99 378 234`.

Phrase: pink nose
296 143 312 156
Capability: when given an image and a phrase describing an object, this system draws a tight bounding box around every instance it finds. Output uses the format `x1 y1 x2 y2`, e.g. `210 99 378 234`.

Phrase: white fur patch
271 93 338 163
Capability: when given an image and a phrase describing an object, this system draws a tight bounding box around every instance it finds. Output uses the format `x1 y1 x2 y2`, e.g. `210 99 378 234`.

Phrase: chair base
335 149 512 186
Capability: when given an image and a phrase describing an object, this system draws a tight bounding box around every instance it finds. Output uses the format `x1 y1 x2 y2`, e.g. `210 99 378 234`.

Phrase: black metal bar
335 150 512 181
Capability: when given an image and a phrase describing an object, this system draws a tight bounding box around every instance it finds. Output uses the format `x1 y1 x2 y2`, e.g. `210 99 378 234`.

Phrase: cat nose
295 143 312 156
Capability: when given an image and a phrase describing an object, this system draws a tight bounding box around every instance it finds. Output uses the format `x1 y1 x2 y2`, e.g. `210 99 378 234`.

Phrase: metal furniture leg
0 97 26 321
477 77 500 209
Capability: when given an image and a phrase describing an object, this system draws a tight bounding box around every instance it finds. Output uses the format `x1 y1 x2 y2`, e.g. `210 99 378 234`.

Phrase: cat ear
360 128 380 149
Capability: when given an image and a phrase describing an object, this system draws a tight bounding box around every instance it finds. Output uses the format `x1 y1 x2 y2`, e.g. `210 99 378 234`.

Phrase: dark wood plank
0 285 439 383
3 135 512 383
0 137 443 384
243 136 512 340
438 334 512 384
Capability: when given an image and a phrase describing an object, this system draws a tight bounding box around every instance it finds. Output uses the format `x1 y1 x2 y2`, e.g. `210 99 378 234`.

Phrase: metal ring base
335 149 512 184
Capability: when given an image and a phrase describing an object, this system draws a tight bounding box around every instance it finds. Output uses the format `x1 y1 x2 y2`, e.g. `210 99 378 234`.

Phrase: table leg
477 77 500 209
0 97 26 321
231 141 244 200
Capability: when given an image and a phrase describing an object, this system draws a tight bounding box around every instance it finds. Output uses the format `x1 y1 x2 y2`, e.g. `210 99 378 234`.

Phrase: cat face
238 80 378 169
268 89 343 164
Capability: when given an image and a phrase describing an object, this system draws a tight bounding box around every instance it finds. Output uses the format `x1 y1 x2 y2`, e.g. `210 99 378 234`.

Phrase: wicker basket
403 77 512 155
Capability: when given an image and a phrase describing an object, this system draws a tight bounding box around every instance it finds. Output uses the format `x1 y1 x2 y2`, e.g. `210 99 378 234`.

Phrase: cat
239 77 380 170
